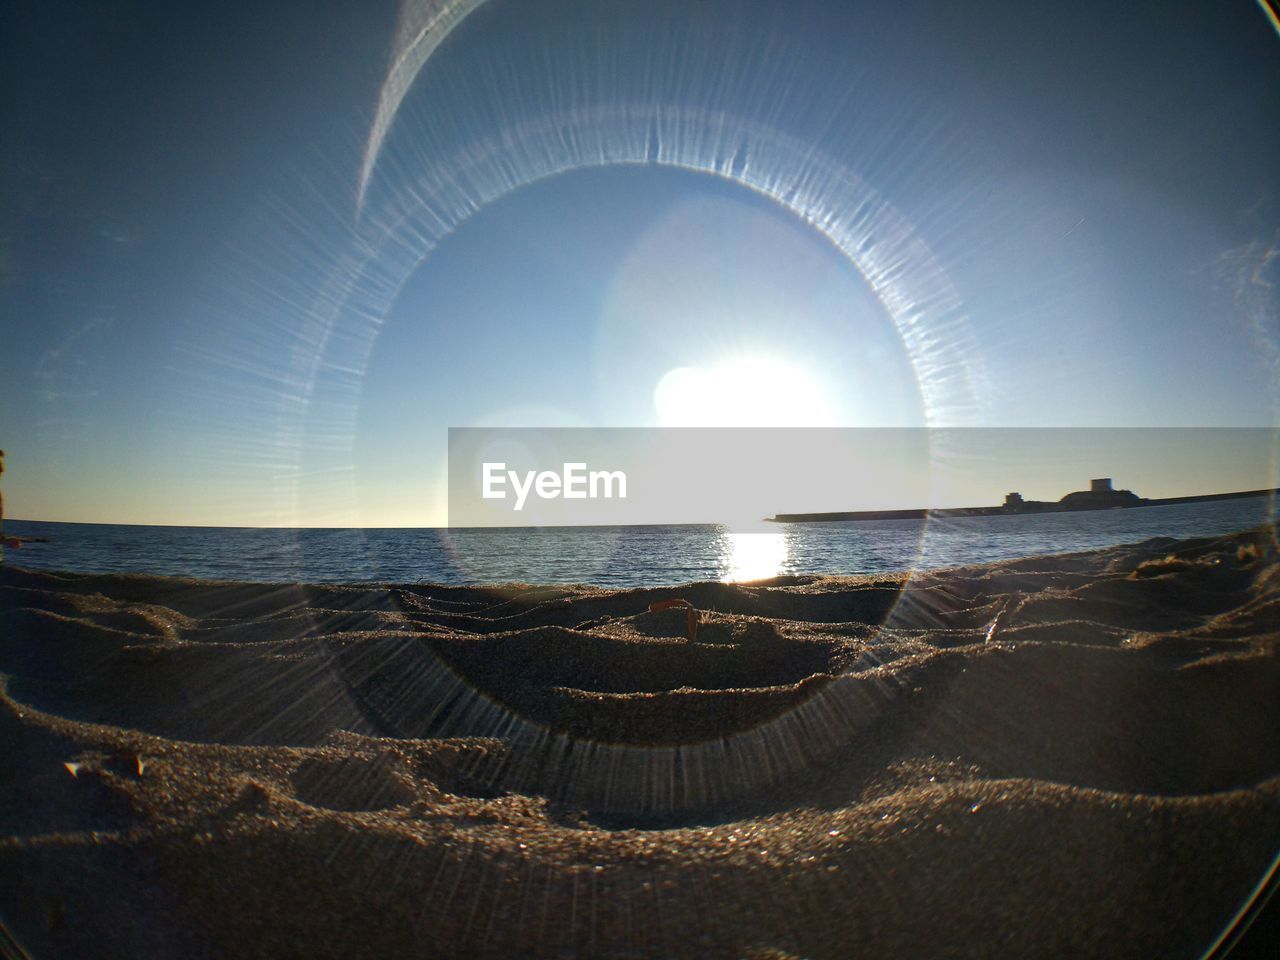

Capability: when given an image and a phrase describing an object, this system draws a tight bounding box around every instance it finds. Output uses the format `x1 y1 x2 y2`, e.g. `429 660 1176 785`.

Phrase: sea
4 497 1275 587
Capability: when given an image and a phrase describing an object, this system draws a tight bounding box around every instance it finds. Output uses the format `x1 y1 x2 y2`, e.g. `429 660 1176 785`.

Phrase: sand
1 527 1278 958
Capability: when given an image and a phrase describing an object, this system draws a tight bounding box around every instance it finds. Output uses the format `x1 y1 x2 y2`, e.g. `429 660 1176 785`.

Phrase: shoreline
770 485 1279 524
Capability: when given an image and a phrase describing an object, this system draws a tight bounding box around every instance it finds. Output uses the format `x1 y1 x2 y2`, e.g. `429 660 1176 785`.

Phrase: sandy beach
2 526 1278 958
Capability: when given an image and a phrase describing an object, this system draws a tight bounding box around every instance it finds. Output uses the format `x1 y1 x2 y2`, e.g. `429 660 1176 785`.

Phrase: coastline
770 485 1280 524
1 526 1278 957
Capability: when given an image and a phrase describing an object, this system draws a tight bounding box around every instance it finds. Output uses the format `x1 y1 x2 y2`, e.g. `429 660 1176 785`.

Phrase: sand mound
289 751 417 812
1 527 1278 958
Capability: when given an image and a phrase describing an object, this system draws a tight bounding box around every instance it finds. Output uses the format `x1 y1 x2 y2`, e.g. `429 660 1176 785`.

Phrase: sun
653 355 837 427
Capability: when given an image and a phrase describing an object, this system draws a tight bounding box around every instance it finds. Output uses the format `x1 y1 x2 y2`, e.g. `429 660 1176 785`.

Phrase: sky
1 0 1278 527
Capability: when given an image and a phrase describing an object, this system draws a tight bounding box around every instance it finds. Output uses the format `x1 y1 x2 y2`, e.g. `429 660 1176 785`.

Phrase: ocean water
4 497 1275 587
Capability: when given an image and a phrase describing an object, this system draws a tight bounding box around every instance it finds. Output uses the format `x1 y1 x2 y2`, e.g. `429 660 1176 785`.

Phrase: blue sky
1 0 1277 525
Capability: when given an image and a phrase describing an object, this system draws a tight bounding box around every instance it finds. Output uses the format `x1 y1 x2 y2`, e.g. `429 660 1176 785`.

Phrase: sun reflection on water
720 530 789 582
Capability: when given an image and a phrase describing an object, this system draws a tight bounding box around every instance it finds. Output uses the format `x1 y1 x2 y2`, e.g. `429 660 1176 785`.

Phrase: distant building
1059 478 1142 510
998 478 1143 514
1001 490 1052 513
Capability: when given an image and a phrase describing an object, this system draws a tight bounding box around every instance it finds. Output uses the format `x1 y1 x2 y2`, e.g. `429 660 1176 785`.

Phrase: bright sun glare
721 530 789 582
653 356 837 427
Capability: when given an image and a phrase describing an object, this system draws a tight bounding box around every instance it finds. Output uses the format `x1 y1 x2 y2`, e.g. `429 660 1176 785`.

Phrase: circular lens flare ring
253 7 980 807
